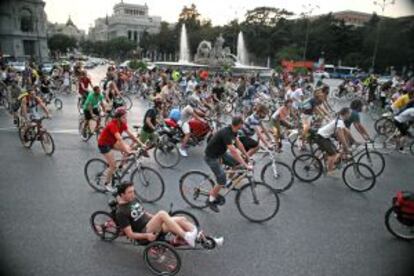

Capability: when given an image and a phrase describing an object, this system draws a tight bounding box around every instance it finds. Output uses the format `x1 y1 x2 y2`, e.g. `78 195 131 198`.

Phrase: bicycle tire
342 162 376 192
384 207 414 241
90 211 120 241
130 166 165 203
292 154 323 182
154 140 181 168
84 158 109 193
179 171 215 209
143 241 181 276
235 181 280 223
20 126 35 148
54 98 63 110
122 95 133 110
356 150 385 177
40 131 55 155
290 137 314 157
260 161 294 192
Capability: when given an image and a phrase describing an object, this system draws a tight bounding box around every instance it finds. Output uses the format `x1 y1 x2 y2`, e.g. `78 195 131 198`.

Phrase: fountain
237 31 248 65
179 24 190 63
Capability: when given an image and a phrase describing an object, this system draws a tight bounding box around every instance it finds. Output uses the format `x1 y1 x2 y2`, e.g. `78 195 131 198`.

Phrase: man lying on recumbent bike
115 182 223 247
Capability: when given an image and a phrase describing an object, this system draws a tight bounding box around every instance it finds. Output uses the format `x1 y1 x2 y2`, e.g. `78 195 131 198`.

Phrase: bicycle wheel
143 241 181 276
78 118 91 142
235 181 280 223
122 95 133 110
154 139 181 168
357 151 385 177
179 171 215 209
20 126 35 148
130 166 165 203
84 158 109 193
90 211 120 241
410 141 414 155
372 134 396 154
374 118 395 135
292 154 323 182
342 162 376 192
385 207 414 241
290 137 313 157
170 210 200 228
54 98 63 110
40 131 55 155
260 161 294 192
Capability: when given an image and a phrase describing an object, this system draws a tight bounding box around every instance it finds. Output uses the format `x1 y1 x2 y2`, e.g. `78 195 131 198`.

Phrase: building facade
88 1 161 43
331 10 374 27
0 0 49 62
47 17 85 41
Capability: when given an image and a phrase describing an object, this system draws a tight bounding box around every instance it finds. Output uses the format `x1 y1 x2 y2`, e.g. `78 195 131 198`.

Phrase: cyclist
391 90 414 114
82 86 106 135
20 86 50 122
140 95 163 145
204 116 252 212
116 182 216 247
270 98 294 149
78 70 93 106
238 103 273 157
313 107 351 177
97 107 145 192
393 107 414 153
344 99 371 146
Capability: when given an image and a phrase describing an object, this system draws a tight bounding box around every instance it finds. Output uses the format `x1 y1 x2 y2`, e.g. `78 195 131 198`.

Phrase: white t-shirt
317 118 345 138
291 88 304 109
186 80 197 93
395 108 414 124
180 105 194 123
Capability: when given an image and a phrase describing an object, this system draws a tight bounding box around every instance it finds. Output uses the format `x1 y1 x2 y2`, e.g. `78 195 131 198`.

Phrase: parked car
313 70 330 79
8 61 25 72
41 63 54 74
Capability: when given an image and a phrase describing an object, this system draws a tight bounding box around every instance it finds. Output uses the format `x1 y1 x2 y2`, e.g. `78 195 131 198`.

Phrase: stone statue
193 34 236 67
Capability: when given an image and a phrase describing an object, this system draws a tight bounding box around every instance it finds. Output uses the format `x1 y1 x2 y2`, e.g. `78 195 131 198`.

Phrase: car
8 61 25 72
313 70 330 79
377 75 392 85
41 63 53 74
84 61 96 69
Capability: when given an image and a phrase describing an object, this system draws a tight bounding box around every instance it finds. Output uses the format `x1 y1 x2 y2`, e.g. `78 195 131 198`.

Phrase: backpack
392 191 414 226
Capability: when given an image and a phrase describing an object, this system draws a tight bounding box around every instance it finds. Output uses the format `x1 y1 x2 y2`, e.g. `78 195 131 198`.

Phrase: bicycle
90 201 219 276
40 89 63 111
78 114 104 142
18 116 55 155
84 150 165 203
292 143 377 192
384 192 414 241
179 162 280 223
256 144 294 193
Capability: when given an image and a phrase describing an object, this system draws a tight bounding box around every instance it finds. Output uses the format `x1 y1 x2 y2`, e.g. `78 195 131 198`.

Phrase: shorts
239 136 259 152
394 120 409 136
204 155 226 186
140 129 158 144
179 120 191 134
98 144 112 154
314 135 337 156
84 108 100 120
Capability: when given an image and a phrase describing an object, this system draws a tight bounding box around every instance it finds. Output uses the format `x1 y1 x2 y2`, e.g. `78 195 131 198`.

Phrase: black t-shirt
143 108 158 133
212 86 225 101
205 126 238 159
116 199 151 233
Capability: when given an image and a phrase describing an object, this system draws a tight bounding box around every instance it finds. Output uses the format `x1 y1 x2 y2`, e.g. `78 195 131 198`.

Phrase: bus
330 66 361 79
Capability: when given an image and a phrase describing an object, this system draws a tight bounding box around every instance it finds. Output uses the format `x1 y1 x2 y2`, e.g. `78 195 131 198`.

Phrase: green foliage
48 34 77 54
128 59 147 70
80 37 136 61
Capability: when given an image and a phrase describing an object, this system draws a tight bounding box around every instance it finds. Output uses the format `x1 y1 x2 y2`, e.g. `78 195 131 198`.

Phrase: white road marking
0 127 79 134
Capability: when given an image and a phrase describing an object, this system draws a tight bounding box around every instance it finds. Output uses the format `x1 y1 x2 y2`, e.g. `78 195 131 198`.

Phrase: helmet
169 108 181 122
114 107 127 118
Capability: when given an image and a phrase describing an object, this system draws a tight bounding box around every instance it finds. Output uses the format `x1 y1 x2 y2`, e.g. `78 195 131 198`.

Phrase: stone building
0 0 49 62
88 1 161 43
47 17 85 41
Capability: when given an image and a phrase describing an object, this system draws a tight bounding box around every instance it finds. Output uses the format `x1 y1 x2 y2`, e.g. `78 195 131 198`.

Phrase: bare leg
145 211 186 239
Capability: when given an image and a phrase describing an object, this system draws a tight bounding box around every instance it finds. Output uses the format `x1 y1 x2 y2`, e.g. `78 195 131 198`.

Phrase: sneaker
207 200 220 213
178 147 188 157
184 231 197 247
105 185 117 193
398 149 408 154
213 237 224 247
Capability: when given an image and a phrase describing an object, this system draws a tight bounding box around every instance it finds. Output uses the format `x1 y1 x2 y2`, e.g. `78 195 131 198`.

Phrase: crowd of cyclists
1 57 414 251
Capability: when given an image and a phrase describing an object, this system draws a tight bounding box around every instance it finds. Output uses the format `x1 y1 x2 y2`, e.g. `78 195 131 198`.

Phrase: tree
48 34 77 55
179 4 201 23
244 7 294 27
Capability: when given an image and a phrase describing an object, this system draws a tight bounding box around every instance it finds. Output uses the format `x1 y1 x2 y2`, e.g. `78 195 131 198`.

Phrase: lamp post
371 0 395 72
301 3 319 61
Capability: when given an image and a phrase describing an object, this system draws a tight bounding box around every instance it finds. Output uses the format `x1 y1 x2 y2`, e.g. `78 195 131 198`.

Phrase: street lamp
301 3 320 61
371 0 395 72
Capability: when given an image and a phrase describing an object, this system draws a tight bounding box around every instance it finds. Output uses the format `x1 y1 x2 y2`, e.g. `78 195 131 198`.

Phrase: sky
44 0 414 32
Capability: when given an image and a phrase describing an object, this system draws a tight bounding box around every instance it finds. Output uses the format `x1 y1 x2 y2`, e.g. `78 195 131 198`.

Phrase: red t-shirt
98 120 128 146
79 77 92 95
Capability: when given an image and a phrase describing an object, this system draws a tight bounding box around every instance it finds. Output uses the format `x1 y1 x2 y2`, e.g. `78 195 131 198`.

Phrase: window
133 31 137 42
21 9 34 32
128 30 132 40
23 40 35 56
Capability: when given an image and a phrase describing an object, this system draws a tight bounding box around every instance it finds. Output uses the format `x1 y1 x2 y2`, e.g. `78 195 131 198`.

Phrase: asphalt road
0 66 413 276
